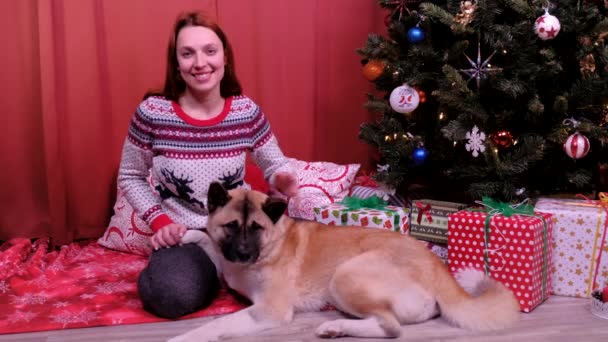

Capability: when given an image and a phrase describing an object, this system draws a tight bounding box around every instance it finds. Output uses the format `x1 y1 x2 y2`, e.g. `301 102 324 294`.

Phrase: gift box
410 199 467 244
349 185 407 207
313 198 410 234
534 196 608 298
448 202 553 313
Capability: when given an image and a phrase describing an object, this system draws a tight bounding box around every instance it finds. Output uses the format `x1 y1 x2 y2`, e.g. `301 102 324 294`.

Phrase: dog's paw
180 230 206 245
315 321 346 339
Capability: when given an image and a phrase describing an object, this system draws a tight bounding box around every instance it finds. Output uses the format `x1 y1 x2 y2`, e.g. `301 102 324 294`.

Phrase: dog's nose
235 245 251 260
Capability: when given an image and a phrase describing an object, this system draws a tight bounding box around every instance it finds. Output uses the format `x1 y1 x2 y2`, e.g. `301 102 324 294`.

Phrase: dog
168 182 519 341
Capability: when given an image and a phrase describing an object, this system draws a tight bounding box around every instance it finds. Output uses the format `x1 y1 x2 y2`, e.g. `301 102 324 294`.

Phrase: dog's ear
208 182 231 214
262 198 287 224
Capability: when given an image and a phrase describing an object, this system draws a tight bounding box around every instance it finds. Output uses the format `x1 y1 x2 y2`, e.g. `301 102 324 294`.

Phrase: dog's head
206 182 287 264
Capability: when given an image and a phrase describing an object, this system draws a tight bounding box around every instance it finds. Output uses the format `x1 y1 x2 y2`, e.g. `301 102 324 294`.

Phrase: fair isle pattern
118 95 292 231
127 96 272 159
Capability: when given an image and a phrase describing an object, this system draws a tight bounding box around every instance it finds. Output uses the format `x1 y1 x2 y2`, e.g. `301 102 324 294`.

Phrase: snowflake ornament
465 125 486 157
377 164 390 173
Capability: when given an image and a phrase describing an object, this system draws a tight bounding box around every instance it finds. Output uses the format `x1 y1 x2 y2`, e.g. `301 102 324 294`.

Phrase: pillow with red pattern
287 159 360 220
97 162 271 256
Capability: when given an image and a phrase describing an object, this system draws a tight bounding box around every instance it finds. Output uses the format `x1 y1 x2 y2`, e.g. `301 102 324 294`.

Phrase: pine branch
504 0 534 17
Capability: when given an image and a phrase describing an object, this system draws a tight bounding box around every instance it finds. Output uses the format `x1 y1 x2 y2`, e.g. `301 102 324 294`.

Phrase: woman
118 11 298 318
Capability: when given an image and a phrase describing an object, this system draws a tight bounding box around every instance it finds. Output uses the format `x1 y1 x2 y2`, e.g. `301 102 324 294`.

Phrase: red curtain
0 0 384 245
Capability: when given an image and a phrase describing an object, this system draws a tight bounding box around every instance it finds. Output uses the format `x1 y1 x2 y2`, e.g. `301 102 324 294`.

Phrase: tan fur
169 188 519 342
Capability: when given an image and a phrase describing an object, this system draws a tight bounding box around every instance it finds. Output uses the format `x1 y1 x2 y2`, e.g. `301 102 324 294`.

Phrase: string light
439 112 446 120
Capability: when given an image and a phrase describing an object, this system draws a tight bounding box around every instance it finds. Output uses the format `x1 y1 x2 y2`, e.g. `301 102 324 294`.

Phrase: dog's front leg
167 304 290 342
180 229 222 276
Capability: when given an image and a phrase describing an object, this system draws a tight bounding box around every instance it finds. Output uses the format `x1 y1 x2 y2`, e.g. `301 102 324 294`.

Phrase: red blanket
0 238 246 334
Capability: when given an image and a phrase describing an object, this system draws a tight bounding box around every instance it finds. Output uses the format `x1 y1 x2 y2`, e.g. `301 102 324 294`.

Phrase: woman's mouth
192 72 212 81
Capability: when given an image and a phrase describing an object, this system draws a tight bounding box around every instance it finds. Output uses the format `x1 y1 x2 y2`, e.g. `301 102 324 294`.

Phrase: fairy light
439 112 446 120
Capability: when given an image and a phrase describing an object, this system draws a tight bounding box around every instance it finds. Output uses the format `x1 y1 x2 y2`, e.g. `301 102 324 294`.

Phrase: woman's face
175 26 225 97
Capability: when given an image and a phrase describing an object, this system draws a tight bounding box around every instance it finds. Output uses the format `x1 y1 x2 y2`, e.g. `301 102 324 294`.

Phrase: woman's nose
193 52 205 68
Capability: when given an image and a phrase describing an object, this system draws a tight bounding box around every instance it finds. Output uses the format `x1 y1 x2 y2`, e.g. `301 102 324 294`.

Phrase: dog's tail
434 267 520 331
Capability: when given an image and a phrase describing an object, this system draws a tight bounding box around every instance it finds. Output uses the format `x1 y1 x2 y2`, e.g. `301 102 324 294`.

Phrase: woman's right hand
151 223 187 250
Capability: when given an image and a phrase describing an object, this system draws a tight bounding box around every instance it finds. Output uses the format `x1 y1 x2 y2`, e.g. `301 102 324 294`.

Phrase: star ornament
534 12 561 40
458 39 503 89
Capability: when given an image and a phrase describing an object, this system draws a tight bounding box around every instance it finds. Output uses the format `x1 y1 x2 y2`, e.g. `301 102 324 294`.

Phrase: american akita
168 182 519 342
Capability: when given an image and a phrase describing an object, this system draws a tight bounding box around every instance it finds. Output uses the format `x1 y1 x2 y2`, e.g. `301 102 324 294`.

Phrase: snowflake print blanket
0 238 245 335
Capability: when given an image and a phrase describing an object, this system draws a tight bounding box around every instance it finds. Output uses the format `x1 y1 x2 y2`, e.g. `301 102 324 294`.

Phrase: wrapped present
448 198 553 313
313 196 410 234
534 193 608 298
410 199 467 244
349 185 407 207
422 241 448 264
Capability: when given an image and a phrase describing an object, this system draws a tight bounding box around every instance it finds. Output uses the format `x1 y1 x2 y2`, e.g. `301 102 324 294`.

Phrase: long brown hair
145 11 242 100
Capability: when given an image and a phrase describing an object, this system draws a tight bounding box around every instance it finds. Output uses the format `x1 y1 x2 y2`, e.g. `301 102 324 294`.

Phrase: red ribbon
416 202 433 225
354 171 378 188
574 192 608 290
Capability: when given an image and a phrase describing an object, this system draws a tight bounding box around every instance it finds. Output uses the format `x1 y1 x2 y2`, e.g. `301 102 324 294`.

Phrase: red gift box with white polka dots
447 210 553 313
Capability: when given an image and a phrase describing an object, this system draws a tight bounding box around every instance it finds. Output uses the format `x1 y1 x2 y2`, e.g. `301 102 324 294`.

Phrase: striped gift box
410 199 467 244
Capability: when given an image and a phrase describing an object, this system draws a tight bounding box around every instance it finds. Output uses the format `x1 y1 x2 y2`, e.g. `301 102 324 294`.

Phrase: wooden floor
2 296 607 342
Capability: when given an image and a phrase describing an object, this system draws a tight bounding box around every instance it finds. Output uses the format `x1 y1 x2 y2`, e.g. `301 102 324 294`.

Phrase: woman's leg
138 243 219 319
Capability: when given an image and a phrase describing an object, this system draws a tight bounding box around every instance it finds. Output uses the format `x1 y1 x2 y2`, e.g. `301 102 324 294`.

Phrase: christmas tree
358 0 608 201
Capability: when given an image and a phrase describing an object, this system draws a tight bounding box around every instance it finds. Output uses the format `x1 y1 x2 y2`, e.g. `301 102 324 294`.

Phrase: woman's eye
207 49 216 55
181 51 192 57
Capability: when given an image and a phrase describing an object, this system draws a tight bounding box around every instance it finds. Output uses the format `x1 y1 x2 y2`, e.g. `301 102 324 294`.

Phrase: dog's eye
250 222 264 231
223 220 240 231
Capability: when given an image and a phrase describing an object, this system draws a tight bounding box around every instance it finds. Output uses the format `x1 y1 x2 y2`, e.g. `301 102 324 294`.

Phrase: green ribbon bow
339 196 402 232
340 195 388 210
478 197 549 301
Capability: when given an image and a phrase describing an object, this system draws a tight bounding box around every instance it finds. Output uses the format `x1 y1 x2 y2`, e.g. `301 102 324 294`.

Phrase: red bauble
490 130 515 149
418 90 426 103
362 60 385 81
563 132 590 159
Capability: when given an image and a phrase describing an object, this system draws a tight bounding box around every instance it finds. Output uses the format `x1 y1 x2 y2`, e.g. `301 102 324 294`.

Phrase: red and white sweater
118 95 293 232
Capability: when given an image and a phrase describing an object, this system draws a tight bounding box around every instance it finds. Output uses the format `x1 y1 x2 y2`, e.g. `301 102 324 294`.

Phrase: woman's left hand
273 172 298 197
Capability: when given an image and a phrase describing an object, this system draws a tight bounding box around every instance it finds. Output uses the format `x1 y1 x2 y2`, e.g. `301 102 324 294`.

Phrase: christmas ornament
362 60 385 81
534 11 560 40
385 0 421 21
413 87 426 103
465 125 486 157
580 54 596 78
490 130 515 149
377 164 390 173
458 38 503 89
454 0 477 26
407 26 425 44
563 132 590 159
413 146 428 163
389 84 420 114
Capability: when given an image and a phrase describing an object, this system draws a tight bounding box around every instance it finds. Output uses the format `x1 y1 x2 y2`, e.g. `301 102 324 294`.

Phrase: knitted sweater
118 95 293 232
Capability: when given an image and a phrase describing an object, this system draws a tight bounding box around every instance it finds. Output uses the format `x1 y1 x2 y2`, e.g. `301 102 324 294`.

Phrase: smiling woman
116 10 300 319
